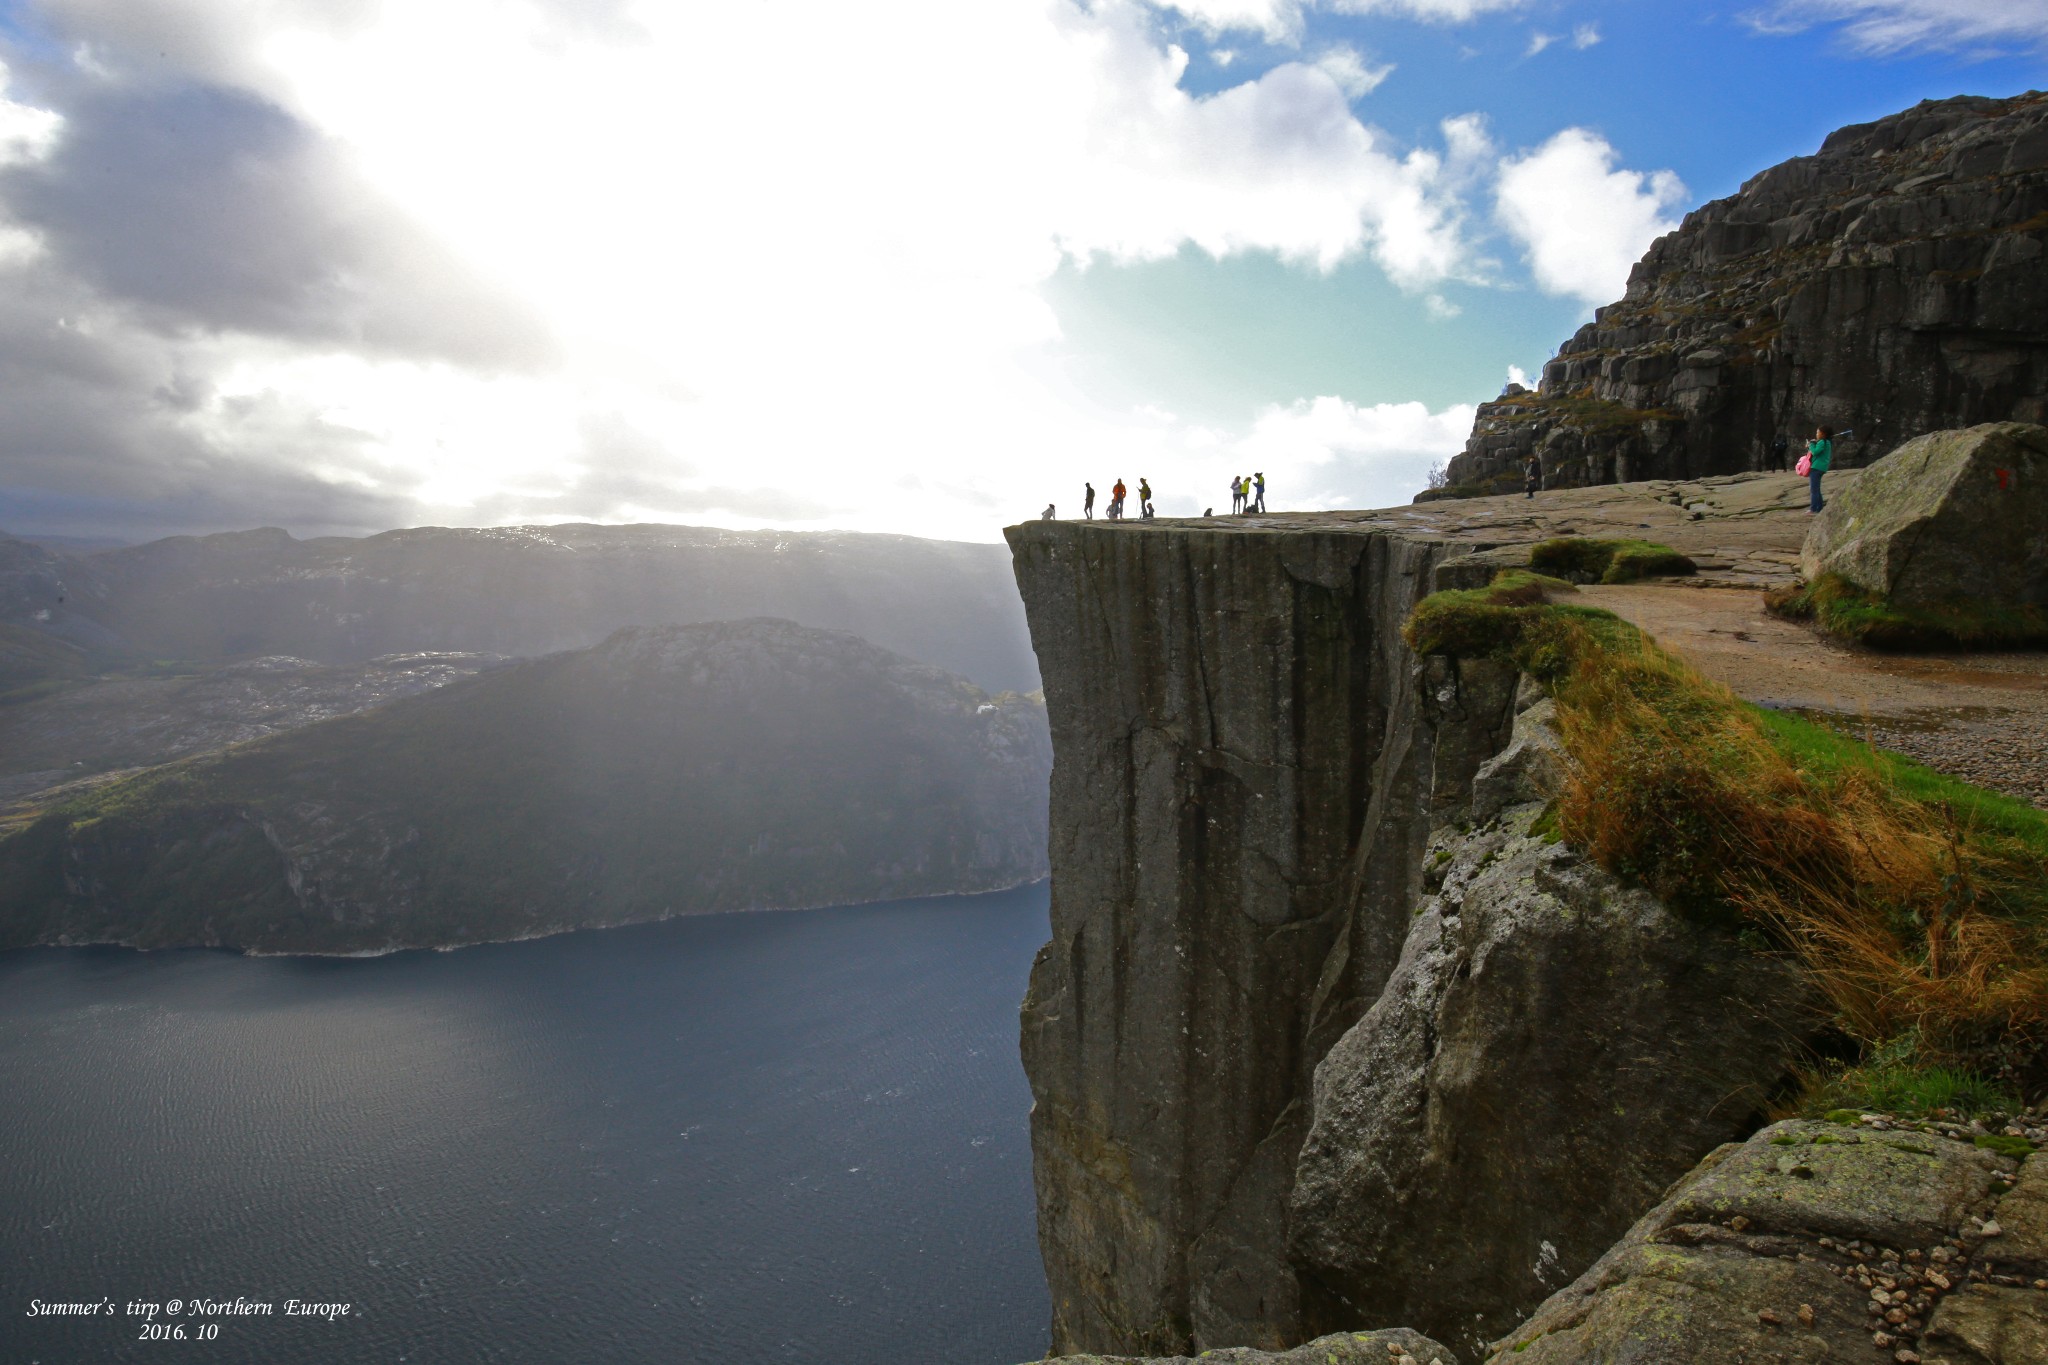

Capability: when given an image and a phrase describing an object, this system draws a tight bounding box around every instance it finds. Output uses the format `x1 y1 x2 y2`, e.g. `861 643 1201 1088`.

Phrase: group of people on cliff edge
1070 478 1153 521
1054 473 1267 522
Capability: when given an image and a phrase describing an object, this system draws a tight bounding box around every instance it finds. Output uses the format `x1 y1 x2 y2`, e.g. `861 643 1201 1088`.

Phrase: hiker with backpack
1138 478 1153 519
1252 472 1265 513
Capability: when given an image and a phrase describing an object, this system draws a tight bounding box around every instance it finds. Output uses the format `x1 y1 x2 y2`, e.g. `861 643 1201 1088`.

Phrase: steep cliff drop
1005 498 1831 1360
1004 519 1520 1354
1439 91 2048 495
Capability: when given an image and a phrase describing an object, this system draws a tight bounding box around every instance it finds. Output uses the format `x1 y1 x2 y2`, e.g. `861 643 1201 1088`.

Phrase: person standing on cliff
1084 482 1095 519
1804 427 1834 514
1253 472 1266 513
1524 453 1542 499
1769 436 1788 471
1138 477 1153 519
1228 476 1242 514
1111 477 1127 520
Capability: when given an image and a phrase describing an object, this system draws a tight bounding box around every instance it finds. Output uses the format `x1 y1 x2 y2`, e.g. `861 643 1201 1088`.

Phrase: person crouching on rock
1804 426 1833 514
1524 453 1542 499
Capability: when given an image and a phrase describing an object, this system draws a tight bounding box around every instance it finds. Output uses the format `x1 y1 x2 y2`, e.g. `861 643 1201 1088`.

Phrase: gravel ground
1820 709 2048 811
1581 584 2048 812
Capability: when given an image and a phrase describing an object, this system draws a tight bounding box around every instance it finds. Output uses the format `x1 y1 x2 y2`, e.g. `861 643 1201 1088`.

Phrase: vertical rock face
1004 521 1519 1356
1287 700 1821 1361
1442 91 2048 495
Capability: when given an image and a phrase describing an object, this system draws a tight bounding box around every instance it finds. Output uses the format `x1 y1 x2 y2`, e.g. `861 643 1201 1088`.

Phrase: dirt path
1583 582 2048 809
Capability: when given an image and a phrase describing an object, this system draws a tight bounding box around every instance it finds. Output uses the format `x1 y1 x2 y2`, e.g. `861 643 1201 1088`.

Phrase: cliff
1006 519 1520 1354
0 618 1050 953
1004 493 1829 1357
1440 91 2048 495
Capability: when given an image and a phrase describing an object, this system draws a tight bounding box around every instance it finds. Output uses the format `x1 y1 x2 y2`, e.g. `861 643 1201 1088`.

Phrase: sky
0 0 2042 543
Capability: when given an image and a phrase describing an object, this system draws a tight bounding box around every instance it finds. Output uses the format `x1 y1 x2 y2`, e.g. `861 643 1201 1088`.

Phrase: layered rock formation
1441 91 2048 496
1005 516 1818 1359
0 618 1050 953
1005 521 1519 1355
1802 420 2048 609
1496 1120 2045 1364
1029 1120 2047 1365
1287 699 1819 1359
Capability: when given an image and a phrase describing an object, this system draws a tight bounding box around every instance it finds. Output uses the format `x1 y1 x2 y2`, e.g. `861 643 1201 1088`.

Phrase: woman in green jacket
1806 426 1833 514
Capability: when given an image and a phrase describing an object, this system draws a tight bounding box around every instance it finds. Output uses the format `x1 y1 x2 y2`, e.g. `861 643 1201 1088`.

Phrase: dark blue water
1 887 1052 1364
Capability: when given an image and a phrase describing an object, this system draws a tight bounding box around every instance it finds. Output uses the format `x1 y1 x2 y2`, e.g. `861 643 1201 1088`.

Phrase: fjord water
1 887 1051 1364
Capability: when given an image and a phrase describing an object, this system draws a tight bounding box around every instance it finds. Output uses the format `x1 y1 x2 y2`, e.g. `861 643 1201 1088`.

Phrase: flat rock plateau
1141 476 2046 809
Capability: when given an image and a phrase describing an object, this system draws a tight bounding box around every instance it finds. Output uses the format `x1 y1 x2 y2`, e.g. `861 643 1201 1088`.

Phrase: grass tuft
1797 1036 2019 1120
1530 537 1697 585
1405 570 2048 1101
1766 572 2048 651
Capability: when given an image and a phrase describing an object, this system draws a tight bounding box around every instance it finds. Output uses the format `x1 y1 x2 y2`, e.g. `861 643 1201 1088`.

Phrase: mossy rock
1529 537 1696 585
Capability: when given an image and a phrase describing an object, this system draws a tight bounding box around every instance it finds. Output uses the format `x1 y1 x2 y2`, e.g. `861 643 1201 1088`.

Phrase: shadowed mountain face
0 618 1051 954
0 521 1039 693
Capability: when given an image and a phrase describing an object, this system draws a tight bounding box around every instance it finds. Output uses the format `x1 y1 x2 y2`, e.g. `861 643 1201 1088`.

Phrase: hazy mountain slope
0 619 1051 953
0 652 499 800
25 522 1038 691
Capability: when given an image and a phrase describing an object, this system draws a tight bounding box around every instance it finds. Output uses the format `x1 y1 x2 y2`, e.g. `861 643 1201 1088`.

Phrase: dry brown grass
1542 620 2048 1075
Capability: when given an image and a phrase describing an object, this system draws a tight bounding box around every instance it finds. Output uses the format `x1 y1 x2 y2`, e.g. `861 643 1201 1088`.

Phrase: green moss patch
1530 537 1697 585
1801 1046 2020 1121
1766 572 2048 651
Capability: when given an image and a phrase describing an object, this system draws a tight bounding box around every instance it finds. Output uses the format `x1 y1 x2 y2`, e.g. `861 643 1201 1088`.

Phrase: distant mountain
0 652 501 802
0 522 1038 692
0 619 1051 953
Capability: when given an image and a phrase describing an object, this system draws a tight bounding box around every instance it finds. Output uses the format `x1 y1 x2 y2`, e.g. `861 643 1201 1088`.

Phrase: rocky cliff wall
1006 516 1826 1360
1004 521 1523 1355
1441 91 2048 495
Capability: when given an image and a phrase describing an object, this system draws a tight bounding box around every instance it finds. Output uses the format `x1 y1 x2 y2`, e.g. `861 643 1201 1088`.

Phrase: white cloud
0 0 1515 539
1747 1 2048 54
1155 0 1301 40
1424 292 1461 319
1332 0 1526 19
1507 364 1531 387
1311 44 1394 97
1528 23 1598 57
1495 129 1687 307
1236 394 1476 508
1152 0 1524 39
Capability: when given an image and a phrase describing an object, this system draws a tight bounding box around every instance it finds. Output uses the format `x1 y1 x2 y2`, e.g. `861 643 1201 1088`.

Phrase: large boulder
1287 698 1824 1362
1802 422 2048 610
1491 1123 2038 1364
